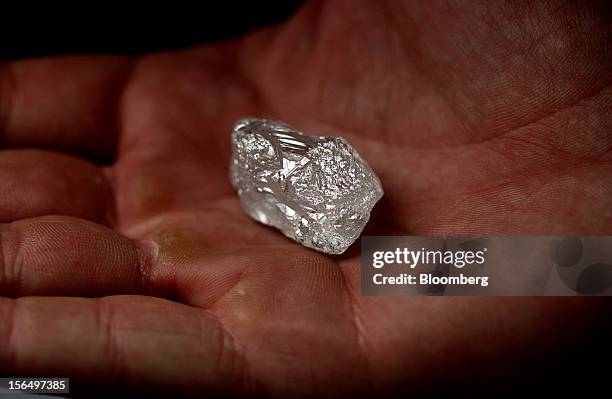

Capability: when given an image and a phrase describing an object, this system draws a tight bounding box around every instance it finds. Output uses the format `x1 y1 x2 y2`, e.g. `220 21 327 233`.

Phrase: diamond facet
230 118 383 255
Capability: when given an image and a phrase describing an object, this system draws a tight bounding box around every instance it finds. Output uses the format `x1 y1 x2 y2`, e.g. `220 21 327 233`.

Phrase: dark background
0 2 305 61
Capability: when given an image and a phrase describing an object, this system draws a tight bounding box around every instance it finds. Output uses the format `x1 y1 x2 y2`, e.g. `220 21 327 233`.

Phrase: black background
0 2 305 61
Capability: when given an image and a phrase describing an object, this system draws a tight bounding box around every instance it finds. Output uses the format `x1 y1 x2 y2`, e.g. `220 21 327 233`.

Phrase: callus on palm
230 118 383 255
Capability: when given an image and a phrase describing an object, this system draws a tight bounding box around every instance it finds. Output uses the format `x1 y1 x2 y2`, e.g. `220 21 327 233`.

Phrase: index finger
0 56 132 161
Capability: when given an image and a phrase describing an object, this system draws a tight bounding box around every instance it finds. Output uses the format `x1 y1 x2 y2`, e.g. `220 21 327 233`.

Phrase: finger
0 56 132 161
0 149 114 224
0 296 242 395
0 216 160 297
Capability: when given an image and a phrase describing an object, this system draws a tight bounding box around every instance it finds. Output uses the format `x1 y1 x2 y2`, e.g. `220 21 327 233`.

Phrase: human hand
1 1 611 396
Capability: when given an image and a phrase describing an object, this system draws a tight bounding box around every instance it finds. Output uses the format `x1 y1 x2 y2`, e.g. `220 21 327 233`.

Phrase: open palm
1 1 611 396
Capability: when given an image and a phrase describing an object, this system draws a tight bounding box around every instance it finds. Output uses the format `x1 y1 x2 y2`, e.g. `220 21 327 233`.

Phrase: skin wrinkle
122 212 188 238
108 56 138 229
201 308 251 396
495 134 578 169
102 166 119 229
350 88 610 216
383 1 612 147
408 161 609 234
208 264 250 310
254 2 609 155
0 150 112 225
491 131 611 179
200 310 227 390
341 136 604 234
241 2 609 158
114 60 149 156
493 79 612 154
315 80 610 155
335 257 371 390
110 56 138 163
0 225 8 296
6 298 18 372
0 222 24 298
74 55 138 164
95 297 124 388
135 239 155 296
